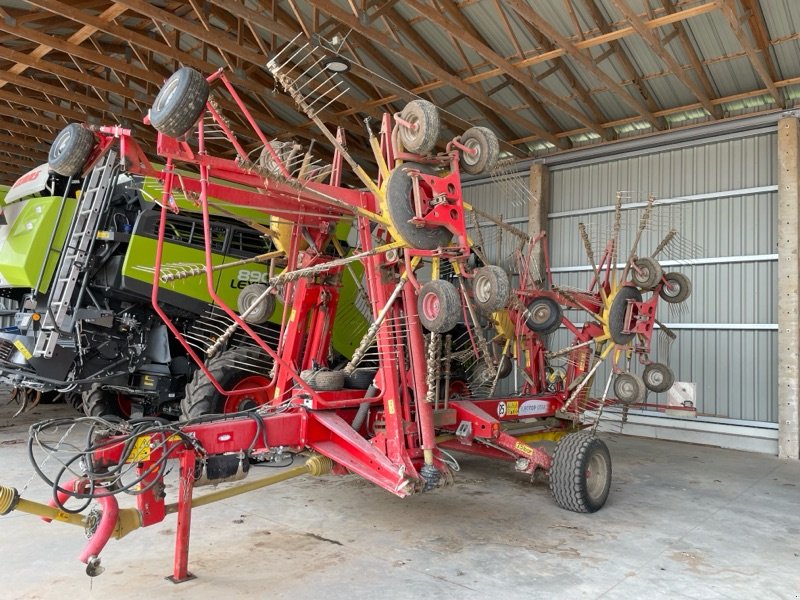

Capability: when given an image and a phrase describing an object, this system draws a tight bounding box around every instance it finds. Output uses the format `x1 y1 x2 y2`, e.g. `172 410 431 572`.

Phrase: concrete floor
0 399 798 600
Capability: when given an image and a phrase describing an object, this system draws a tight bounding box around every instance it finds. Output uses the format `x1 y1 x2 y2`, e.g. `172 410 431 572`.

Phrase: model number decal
230 269 270 289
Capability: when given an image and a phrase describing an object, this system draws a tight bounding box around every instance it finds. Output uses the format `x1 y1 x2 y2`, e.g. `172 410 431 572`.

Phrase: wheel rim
664 280 681 298
462 138 481 166
156 78 180 112
224 374 270 413
618 377 635 399
531 301 551 324
646 370 663 387
474 274 492 304
400 113 420 145
448 379 470 399
421 291 440 321
55 130 71 156
586 450 609 501
116 394 132 418
634 265 650 283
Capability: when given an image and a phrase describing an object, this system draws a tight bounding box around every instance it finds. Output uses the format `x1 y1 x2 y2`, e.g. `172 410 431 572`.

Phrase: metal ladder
33 150 118 358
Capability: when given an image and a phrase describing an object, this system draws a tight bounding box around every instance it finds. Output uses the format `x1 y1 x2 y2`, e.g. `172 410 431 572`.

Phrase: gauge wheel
613 372 647 405
385 163 453 250
550 431 612 513
659 272 692 304
472 265 510 314
459 126 499 175
397 99 440 155
418 279 461 333
643 362 675 393
607 285 643 345
48 124 96 177
630 256 663 290
525 296 563 335
237 283 276 324
150 67 210 139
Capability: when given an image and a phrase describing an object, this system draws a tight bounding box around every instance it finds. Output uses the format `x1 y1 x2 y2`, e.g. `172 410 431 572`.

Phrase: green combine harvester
0 154 369 419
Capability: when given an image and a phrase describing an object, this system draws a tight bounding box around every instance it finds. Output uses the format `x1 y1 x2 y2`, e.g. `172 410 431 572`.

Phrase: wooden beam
611 0 718 118
741 0 781 82
720 0 783 108
658 0 722 118
308 0 562 148
506 0 661 130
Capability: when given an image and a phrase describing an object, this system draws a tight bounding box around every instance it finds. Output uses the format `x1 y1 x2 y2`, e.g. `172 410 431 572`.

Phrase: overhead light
322 56 351 74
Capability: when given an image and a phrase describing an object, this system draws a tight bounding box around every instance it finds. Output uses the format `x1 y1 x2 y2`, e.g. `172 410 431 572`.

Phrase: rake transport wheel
550 430 612 513
397 100 440 155
237 283 277 325
525 296 563 335
613 372 647 405
344 367 378 390
472 266 510 314
150 67 210 139
459 126 500 175
659 272 692 304
82 384 132 419
630 256 663 290
418 280 461 333
385 163 453 250
607 285 643 345
182 347 270 419
642 362 675 393
48 124 96 177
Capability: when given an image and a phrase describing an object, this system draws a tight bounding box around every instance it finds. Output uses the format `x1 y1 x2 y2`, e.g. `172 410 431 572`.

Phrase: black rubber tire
472 266 510 314
660 272 692 304
418 279 461 333
344 367 378 390
525 296 563 335
613 372 647 404
181 347 270 419
607 285 643 345
82 383 126 419
385 163 452 250
48 123 96 177
550 431 612 513
496 355 513 379
150 67 209 139
459 126 500 175
397 99 440 154
642 362 675 393
300 369 345 391
630 256 663 290
237 283 276 325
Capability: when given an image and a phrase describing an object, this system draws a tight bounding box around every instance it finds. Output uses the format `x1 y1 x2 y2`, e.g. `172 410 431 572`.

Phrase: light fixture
322 56 351 74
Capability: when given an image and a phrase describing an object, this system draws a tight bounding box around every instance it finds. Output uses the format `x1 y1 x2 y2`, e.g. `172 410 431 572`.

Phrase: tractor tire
524 296 563 335
385 163 452 250
237 283 276 324
472 266 510 314
550 431 612 513
607 285 642 345
397 99 440 155
642 362 675 393
630 256 663 290
82 384 130 419
181 347 270 419
459 126 499 175
150 67 209 139
48 123 96 177
418 279 461 333
613 372 647 405
344 367 378 390
300 368 345 392
660 272 692 304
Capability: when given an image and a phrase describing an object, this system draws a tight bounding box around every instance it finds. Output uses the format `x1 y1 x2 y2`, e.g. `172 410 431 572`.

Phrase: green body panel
0 196 76 291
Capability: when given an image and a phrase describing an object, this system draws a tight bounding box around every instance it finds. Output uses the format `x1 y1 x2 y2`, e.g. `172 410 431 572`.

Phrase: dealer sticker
518 399 550 416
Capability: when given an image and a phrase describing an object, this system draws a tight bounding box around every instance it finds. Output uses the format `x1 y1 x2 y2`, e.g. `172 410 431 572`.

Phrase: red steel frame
44 69 668 580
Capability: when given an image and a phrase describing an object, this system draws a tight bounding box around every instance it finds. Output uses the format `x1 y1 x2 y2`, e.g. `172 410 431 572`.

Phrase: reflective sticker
387 398 395 415
506 400 519 416
126 436 151 463
497 401 507 417
13 340 32 360
514 441 534 457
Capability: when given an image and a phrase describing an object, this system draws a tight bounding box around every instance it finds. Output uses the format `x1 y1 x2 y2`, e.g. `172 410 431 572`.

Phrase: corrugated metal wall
464 129 778 424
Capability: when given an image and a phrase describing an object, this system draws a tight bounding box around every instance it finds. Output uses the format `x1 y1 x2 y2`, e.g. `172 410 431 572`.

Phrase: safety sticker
126 436 151 463
13 340 32 360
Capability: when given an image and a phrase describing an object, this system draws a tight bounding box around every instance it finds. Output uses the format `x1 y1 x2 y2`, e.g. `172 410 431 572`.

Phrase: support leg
168 451 197 583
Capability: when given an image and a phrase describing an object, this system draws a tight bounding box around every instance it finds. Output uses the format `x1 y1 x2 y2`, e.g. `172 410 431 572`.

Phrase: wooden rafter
719 0 784 108
610 0 718 118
